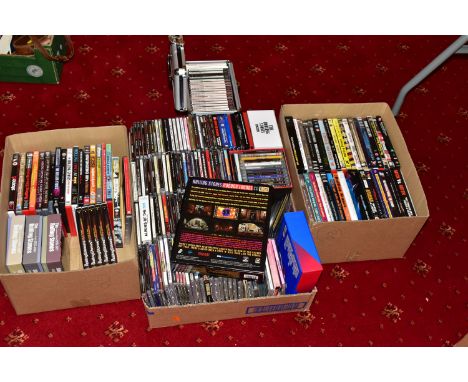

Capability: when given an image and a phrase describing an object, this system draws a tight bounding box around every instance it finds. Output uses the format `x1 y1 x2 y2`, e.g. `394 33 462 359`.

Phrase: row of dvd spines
7 147 132 246
130 148 291 201
285 116 400 174
130 149 236 200
8 146 115 217
131 152 291 245
301 168 416 222
130 113 255 158
130 149 280 244
139 238 285 307
76 203 118 269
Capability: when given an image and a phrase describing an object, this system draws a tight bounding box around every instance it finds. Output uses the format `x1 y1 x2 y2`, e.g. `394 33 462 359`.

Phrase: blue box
276 211 322 294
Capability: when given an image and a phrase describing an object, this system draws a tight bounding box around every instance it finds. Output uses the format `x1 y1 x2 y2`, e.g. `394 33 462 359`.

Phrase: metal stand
392 35 468 116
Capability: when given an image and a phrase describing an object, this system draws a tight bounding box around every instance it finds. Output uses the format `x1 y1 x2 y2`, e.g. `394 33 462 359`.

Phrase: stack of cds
230 149 291 188
167 35 241 114
139 238 285 307
186 61 240 114
130 111 292 248
285 116 416 221
130 111 294 307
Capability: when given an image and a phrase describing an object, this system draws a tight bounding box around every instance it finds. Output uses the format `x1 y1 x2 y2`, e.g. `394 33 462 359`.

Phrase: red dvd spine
212 116 221 148
65 205 78 236
161 193 170 233
242 111 255 148
204 149 213 179
107 200 114 230
123 157 132 215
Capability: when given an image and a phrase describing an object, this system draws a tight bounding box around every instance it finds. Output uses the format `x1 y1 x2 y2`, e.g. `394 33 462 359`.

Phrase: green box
0 36 68 84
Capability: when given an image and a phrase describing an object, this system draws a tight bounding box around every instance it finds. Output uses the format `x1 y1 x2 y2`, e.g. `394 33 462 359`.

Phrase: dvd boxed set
278 103 429 263
6 213 63 273
276 211 323 294
0 126 140 315
171 178 273 278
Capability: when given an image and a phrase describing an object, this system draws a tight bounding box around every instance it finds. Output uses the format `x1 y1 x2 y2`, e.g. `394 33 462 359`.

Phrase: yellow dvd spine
328 118 345 168
332 118 351 169
340 119 356 169
241 155 283 161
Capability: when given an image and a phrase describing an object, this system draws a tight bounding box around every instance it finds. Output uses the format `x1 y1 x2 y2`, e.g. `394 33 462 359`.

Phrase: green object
0 36 67 84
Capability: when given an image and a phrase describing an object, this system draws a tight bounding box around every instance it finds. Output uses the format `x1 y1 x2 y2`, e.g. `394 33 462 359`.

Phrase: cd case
168 37 241 114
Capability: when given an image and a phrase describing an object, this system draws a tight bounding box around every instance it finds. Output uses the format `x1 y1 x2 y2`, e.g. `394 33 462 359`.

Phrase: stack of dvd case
139 238 285 307
5 213 63 274
284 116 416 221
6 145 133 271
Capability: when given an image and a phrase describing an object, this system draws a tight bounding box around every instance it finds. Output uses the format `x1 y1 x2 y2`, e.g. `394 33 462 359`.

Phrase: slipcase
0 126 141 315
278 103 429 263
276 212 323 294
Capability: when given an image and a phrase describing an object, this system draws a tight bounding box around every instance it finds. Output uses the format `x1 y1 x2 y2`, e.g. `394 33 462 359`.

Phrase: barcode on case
256 122 274 134
246 302 307 314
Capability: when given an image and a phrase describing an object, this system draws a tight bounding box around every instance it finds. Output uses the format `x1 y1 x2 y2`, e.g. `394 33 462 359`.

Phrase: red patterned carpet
0 35 466 347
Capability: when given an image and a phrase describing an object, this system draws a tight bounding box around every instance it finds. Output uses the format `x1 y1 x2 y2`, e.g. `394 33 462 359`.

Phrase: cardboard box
0 126 141 315
145 289 316 328
278 103 429 264
0 36 68 84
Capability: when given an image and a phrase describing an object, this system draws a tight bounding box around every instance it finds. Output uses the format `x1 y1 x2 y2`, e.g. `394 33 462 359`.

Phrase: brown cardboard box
145 289 317 328
278 103 429 264
0 126 141 315
455 333 468 347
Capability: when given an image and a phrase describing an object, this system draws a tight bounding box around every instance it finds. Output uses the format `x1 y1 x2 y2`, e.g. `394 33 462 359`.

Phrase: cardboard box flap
144 288 317 328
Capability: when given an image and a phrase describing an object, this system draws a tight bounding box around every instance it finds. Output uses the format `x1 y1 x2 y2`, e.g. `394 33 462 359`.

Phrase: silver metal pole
392 35 468 116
